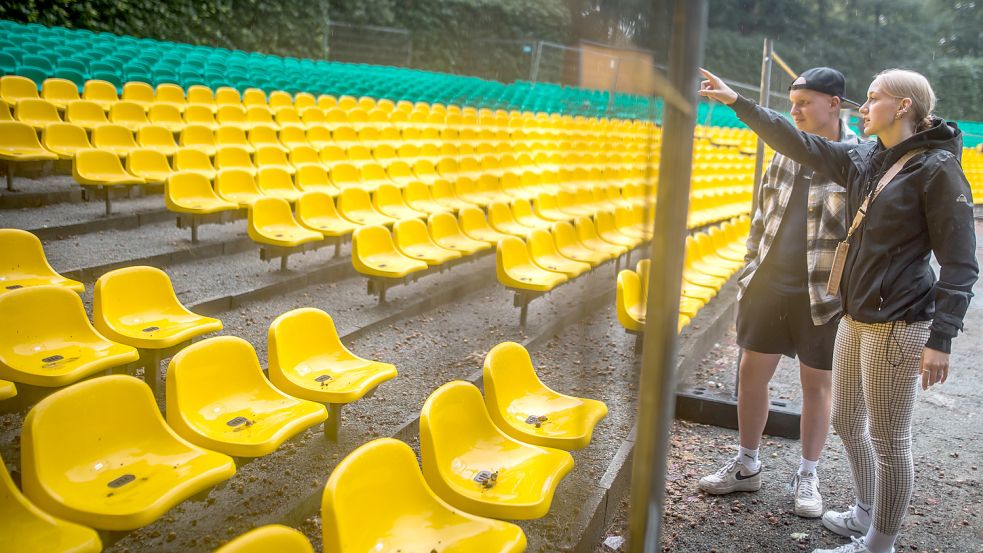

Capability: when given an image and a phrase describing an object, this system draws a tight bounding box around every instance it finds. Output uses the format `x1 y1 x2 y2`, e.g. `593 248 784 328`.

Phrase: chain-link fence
325 21 412 67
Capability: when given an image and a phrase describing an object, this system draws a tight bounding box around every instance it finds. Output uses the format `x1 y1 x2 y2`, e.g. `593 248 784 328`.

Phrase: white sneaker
811 536 893 553
821 506 872 538
698 458 761 494
790 471 823 518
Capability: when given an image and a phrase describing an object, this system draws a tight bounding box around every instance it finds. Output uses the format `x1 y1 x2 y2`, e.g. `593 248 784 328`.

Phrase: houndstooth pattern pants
831 315 930 535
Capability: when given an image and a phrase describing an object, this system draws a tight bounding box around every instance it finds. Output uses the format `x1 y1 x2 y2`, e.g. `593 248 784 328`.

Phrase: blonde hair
873 69 937 132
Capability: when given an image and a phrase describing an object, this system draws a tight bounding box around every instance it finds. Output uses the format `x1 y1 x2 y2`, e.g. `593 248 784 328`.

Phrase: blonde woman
698 68 978 553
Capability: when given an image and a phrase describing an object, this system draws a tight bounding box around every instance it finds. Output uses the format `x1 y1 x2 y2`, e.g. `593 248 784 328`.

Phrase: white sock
737 446 760 471
798 456 818 475
864 528 896 553
854 500 873 527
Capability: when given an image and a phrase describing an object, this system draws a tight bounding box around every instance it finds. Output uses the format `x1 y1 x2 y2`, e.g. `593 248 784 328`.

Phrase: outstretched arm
698 68 856 186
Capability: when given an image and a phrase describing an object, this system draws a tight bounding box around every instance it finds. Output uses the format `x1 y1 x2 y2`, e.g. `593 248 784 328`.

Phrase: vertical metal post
628 1 707 552
607 57 621 114
750 38 773 210
529 41 543 84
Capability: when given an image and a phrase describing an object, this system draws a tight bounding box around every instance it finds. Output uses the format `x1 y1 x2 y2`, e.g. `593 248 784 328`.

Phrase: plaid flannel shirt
737 125 860 325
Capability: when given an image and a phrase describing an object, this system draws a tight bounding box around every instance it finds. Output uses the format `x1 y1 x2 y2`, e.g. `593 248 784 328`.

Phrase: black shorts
736 282 839 371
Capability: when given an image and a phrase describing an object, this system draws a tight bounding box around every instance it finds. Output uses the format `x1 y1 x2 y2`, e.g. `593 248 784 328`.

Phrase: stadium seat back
41 122 92 159
215 525 313 553
0 449 102 553
165 336 327 458
267 307 397 404
1 75 41 105
93 266 222 349
483 341 607 450
20 375 236 530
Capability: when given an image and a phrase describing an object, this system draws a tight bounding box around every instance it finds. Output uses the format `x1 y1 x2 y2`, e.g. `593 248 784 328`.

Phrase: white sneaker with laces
821 506 872 538
698 458 761 494
791 471 823 518
810 536 894 553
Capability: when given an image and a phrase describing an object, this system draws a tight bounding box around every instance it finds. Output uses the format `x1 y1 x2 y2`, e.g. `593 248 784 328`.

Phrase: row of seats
616 217 750 334
1 20 656 118
2 336 603 551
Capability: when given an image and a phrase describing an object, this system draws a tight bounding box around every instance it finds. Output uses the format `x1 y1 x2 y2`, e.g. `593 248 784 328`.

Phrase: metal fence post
627 0 708 551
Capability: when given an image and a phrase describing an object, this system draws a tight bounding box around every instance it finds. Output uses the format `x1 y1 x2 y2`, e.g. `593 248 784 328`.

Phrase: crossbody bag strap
826 147 926 297
844 147 927 240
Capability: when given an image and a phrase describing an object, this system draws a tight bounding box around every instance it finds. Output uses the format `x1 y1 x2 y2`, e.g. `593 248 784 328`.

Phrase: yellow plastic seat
595 211 640 248
183 105 220 131
483 341 607 450
73 149 145 187
574 216 628 257
685 236 732 282
488 201 534 237
428 211 492 256
247 197 323 248
155 83 187 112
147 103 186 133
295 165 338 195
215 168 264 207
187 85 217 113
694 232 743 273
288 145 320 168
215 146 256 175
91 124 140 157
430 179 474 211
0 228 82 294
126 148 173 183
0 285 139 387
459 206 511 245
496 236 567 292
351 225 428 279
323 438 526 553
0 379 15 400
108 101 149 131
511 199 553 230
242 88 271 114
216 524 314 553
616 269 645 331
20 375 236 531
166 336 327 458
81 79 118 111
248 126 286 152
420 381 574 519
14 98 62 131
165 171 238 216
394 218 461 265
257 166 302 202
174 147 217 180
268 308 397 404
215 87 243 109
296 192 358 237
137 124 179 157
280 127 311 150
402 180 448 215
373 183 425 220
121 81 155 111
0 450 102 553
93 266 222 350
337 187 397 227
552 221 610 266
41 122 92 159
180 124 218 156
0 121 59 163
245 106 277 130
65 100 108 130
1 75 40 106
527 229 591 278
216 105 249 129
255 145 295 174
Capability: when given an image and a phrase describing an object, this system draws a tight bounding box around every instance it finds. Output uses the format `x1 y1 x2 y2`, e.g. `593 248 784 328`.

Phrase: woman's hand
920 347 949 390
698 68 739 105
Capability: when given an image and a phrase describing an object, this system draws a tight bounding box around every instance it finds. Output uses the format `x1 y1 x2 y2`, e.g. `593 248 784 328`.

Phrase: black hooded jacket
730 95 978 353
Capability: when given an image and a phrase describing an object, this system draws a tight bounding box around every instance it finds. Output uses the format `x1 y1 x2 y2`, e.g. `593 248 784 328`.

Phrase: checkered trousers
830 315 930 535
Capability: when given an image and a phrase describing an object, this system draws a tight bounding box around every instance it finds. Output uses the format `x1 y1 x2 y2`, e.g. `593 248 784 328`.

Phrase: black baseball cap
789 67 861 107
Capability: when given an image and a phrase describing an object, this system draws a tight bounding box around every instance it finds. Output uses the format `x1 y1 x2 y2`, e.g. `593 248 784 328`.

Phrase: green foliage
926 56 983 122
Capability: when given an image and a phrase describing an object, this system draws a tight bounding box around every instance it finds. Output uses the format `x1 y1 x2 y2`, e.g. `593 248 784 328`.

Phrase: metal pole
751 38 773 208
627 1 707 552
529 41 543 84
607 57 621 115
